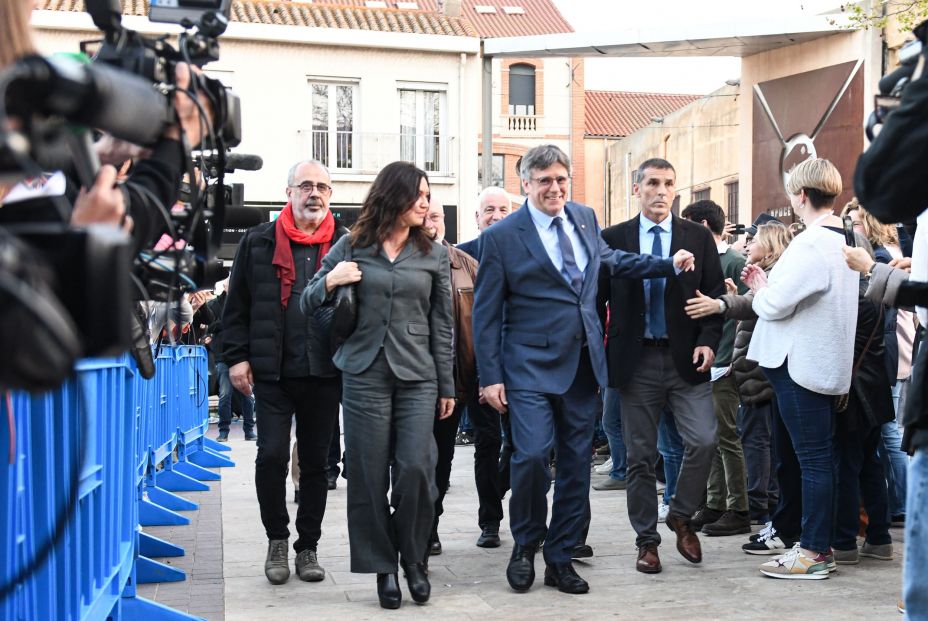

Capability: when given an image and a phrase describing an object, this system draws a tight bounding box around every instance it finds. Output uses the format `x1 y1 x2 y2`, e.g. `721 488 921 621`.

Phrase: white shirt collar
640 213 672 233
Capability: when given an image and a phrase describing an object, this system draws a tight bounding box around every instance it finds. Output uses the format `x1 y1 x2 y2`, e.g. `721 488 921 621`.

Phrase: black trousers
432 400 464 531
254 376 341 553
469 401 511 529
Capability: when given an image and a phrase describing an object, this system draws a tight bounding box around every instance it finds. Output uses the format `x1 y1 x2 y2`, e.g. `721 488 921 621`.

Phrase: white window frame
397 82 448 173
308 78 359 171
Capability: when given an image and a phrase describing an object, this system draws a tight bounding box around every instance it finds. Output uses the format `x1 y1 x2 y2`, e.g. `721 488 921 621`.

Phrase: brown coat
445 241 478 399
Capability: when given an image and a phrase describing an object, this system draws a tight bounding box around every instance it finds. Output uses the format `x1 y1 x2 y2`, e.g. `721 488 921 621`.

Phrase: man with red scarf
222 160 347 586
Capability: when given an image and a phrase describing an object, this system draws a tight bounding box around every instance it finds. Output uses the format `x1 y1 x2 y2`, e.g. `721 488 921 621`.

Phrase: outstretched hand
685 289 722 320
672 249 696 272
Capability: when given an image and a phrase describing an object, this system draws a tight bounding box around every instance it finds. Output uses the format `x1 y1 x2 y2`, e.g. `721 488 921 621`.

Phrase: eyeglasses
290 181 332 194
529 176 571 188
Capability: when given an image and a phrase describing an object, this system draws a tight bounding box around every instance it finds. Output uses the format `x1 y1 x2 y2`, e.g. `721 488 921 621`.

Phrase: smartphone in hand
842 216 857 247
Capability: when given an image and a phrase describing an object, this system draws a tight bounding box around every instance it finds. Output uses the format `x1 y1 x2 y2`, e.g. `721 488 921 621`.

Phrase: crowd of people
209 141 924 615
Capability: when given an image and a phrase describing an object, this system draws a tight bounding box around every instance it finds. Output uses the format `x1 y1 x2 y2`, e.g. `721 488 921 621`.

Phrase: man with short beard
222 160 348 585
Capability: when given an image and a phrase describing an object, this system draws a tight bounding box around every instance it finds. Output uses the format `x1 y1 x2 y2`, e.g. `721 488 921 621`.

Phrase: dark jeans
432 399 464 532
739 399 780 521
763 363 835 553
657 409 684 505
216 361 255 433
834 424 892 550
253 376 341 553
602 388 627 481
469 401 511 529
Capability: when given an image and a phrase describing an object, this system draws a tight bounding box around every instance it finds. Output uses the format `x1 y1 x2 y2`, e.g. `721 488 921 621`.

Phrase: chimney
441 0 462 17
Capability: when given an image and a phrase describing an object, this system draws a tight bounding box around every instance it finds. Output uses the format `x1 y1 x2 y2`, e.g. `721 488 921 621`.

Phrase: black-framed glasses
529 175 570 188
290 181 332 194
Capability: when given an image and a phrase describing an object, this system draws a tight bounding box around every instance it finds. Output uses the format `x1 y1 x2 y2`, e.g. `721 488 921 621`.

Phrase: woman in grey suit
302 161 455 609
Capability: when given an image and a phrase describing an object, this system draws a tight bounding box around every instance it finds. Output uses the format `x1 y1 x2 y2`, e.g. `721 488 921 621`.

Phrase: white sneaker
759 543 829 580
657 502 669 523
594 457 613 475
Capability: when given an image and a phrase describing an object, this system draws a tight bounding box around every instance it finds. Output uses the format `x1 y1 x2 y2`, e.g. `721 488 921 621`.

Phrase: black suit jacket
598 214 725 388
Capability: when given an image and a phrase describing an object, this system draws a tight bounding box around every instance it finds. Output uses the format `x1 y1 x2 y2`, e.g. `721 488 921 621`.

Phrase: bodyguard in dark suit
598 158 724 574
474 145 695 595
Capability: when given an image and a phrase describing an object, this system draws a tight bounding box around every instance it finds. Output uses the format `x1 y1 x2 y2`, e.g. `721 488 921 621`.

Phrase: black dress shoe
429 535 442 555
570 543 594 559
506 543 536 592
400 560 431 603
377 573 401 609
325 473 338 490
293 489 300 504
543 562 589 594
476 526 501 548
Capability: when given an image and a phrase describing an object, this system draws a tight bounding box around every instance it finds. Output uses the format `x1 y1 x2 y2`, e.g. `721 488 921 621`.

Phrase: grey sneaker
265 539 291 584
833 547 859 565
295 549 326 582
860 541 894 561
592 477 627 491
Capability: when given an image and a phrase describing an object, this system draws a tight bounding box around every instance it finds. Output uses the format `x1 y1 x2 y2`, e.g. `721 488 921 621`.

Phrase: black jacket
598 214 725 388
841 280 895 436
221 219 348 381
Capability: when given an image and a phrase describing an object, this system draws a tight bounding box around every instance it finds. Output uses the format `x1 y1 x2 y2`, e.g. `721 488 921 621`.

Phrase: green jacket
715 247 748 368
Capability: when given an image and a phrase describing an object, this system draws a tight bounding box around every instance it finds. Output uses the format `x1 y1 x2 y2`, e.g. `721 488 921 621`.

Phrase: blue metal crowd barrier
1 345 233 621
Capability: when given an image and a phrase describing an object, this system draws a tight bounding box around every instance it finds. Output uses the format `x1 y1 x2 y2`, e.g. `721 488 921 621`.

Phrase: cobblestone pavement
218 426 905 621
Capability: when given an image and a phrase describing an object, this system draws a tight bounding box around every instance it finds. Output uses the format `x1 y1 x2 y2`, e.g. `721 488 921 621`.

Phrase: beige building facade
606 84 740 225
30 6 482 241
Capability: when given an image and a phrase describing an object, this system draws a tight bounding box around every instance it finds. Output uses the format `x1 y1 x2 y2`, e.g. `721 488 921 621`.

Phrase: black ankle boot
400 560 431 603
377 573 401 609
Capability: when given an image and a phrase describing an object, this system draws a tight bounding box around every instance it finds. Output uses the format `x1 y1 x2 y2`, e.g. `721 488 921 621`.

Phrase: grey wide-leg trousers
342 350 439 573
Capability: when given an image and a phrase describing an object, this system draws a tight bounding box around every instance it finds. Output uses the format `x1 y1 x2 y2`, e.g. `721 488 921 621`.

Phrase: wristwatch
864 262 877 279
718 299 727 313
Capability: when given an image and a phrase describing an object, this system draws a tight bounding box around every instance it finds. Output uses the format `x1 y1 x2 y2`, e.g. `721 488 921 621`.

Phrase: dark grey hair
519 144 571 180
287 159 330 185
634 158 675 184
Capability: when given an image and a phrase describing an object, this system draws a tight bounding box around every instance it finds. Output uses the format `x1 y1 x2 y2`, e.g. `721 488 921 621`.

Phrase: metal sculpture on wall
754 59 863 192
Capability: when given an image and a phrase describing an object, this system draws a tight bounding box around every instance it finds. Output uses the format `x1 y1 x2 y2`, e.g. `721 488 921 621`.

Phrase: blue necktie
552 216 583 294
648 225 667 338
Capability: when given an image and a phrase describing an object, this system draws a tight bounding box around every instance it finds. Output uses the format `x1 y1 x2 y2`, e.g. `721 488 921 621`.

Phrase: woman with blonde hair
686 222 799 551
741 158 859 580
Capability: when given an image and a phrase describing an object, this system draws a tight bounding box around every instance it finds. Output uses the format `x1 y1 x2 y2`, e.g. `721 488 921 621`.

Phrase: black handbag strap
853 305 884 378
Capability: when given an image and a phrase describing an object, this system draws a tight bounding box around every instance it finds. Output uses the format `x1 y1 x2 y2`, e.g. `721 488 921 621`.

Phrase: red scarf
272 203 335 308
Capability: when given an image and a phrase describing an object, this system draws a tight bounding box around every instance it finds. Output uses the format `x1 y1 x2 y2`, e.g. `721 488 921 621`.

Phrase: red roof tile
306 0 573 37
584 90 701 138
37 0 478 37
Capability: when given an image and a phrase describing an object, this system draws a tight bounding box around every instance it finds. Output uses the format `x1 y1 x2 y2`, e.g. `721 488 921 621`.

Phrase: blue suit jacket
473 201 676 394
456 237 480 260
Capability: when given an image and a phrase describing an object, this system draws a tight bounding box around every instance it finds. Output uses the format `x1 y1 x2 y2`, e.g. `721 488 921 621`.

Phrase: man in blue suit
473 144 695 594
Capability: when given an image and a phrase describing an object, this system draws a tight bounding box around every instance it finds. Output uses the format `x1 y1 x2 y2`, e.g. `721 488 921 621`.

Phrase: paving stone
220 425 906 620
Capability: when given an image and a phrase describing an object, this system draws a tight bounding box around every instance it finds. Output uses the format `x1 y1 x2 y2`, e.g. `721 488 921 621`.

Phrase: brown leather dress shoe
665 512 703 563
636 545 662 573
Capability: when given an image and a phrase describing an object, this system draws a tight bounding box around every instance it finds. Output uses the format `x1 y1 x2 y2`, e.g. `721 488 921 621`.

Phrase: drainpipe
624 151 631 221
481 45 493 198
459 52 466 242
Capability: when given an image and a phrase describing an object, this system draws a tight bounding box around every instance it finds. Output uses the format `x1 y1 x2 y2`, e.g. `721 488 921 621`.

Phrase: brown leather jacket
445 240 478 399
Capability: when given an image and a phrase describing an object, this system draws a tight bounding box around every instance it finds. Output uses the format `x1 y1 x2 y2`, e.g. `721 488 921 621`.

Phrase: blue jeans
216 361 254 433
880 421 908 517
657 410 683 505
602 388 627 481
762 363 835 553
904 447 928 620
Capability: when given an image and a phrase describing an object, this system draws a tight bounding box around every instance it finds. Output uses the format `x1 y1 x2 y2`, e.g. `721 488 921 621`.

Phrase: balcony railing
297 130 456 176
505 114 539 133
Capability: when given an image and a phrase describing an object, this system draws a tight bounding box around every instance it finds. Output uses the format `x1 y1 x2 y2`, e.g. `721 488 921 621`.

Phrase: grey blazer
302 235 455 397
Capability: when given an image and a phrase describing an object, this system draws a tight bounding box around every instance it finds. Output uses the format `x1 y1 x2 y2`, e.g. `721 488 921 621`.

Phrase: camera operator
853 19 928 616
0 1 213 251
